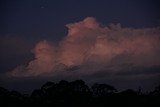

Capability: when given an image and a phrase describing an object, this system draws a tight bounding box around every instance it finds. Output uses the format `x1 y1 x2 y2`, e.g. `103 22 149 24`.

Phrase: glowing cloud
10 17 160 77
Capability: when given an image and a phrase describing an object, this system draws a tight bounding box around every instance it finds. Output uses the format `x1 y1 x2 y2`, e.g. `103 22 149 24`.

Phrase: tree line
0 80 160 107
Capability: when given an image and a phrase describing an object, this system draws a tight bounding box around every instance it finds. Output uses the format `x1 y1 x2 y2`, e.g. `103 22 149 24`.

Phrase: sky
0 0 160 92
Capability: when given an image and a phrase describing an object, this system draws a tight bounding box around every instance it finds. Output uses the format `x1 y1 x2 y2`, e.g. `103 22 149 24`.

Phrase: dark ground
0 80 160 107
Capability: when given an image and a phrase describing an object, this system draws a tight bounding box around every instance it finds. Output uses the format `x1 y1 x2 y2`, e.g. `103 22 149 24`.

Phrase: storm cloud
9 17 160 78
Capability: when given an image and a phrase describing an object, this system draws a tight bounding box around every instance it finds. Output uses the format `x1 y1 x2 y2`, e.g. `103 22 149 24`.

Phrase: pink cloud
9 17 160 77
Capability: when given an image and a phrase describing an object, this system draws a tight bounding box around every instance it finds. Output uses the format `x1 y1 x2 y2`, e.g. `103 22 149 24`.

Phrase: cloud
9 17 160 78
0 35 34 74
0 35 32 55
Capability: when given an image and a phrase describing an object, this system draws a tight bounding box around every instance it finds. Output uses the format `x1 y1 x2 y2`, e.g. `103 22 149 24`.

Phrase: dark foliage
0 80 160 107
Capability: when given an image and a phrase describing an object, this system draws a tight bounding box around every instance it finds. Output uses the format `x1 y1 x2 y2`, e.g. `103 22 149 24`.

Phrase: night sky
0 0 160 92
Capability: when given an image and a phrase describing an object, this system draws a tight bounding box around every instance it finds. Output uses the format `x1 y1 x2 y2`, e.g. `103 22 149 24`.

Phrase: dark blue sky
0 0 160 92
0 0 160 73
0 0 160 40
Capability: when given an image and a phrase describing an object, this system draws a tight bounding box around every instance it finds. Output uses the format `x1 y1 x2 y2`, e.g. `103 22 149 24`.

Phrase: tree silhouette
0 87 9 96
0 81 160 107
92 83 117 96
69 80 90 93
150 85 160 96
41 81 55 91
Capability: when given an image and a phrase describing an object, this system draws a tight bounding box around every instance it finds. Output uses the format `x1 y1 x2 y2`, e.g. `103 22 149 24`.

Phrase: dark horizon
0 79 160 107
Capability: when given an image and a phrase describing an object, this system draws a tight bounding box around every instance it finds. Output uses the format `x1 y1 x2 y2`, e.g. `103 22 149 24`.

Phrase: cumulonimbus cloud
10 17 160 77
